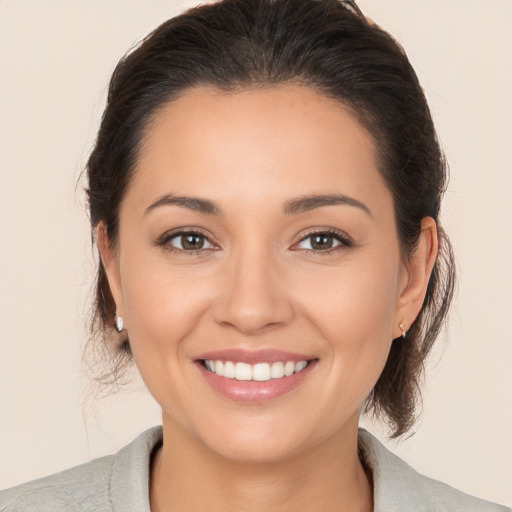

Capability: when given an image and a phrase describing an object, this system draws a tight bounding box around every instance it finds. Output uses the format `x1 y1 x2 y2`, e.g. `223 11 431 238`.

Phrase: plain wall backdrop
1 0 511 506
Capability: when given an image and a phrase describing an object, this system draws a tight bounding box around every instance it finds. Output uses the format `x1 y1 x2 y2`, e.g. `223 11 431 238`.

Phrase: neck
150 415 373 512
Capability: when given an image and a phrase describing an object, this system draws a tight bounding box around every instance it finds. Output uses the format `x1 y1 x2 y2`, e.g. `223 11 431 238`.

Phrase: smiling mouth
200 359 314 381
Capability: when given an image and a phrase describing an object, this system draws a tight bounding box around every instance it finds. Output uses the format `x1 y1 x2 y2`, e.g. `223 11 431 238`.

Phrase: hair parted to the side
84 0 456 438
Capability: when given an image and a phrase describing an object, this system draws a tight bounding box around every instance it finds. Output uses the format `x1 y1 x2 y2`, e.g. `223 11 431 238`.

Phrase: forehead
128 85 389 213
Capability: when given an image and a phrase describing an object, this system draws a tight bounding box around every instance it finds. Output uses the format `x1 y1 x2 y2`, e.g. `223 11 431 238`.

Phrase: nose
211 248 295 335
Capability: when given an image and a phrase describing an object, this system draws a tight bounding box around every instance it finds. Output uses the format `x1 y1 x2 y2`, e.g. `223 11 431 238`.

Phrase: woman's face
103 85 417 462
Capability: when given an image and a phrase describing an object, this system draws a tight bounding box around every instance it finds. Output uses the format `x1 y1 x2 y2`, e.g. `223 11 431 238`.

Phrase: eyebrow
144 192 372 218
283 194 372 217
144 194 223 216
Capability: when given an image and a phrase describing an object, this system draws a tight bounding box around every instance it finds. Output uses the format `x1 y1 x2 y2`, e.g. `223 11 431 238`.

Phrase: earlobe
395 217 438 338
96 222 125 320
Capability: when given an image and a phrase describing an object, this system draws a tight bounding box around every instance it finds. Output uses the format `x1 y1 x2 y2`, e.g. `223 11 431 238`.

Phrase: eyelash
155 228 352 255
156 229 217 255
293 228 353 254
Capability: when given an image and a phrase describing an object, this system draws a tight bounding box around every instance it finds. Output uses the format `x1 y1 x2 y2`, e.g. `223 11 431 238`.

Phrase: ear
394 217 438 338
96 222 125 320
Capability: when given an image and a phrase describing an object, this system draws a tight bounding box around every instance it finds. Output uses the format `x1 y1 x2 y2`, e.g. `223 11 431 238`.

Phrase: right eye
163 231 216 252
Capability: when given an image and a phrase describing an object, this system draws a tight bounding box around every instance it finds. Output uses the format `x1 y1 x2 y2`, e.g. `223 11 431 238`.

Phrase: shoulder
0 454 115 511
0 426 163 512
358 429 510 512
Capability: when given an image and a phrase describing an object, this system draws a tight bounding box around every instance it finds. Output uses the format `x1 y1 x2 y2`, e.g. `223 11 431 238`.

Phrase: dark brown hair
85 0 455 437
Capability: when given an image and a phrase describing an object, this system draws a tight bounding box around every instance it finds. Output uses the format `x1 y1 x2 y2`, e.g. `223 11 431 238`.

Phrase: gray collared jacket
1 426 509 511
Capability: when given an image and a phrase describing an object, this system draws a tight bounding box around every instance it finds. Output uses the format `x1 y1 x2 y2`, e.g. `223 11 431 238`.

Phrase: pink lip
195 348 314 364
194 350 317 403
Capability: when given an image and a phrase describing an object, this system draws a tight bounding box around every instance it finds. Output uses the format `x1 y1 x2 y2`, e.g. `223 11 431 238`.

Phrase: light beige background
1 0 511 505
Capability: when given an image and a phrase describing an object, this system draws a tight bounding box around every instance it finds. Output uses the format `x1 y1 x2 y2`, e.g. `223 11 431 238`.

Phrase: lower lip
197 361 316 403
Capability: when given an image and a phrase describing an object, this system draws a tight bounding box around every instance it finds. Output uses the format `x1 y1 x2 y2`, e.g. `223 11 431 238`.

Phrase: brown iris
310 234 334 250
181 234 205 250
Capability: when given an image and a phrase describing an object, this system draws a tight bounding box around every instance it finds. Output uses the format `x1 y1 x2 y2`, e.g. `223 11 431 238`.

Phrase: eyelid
292 228 353 252
154 226 352 254
155 227 219 252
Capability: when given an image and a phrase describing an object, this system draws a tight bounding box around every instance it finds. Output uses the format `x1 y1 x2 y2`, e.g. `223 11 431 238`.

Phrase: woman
0 0 509 510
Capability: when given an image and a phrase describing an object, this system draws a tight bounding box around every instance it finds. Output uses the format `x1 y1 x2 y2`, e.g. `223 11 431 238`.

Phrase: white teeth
270 361 285 379
235 362 252 381
204 359 310 381
295 361 307 373
284 361 295 376
253 363 271 381
224 361 236 378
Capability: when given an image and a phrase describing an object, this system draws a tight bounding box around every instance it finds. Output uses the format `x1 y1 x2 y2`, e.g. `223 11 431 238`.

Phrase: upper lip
195 349 316 364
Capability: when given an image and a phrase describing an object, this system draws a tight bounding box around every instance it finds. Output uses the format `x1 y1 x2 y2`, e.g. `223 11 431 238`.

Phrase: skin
98 85 437 512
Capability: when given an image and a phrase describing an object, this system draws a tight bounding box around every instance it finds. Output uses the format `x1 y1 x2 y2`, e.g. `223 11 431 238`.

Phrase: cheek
301 254 400 339
297 252 401 387
116 237 215 382
117 257 215 425
121 263 212 347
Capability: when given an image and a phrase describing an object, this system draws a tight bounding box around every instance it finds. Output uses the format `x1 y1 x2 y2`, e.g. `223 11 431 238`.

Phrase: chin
187 408 351 465
170 408 312 464
203 431 307 464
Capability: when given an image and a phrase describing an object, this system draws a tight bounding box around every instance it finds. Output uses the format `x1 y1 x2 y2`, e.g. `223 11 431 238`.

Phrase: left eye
168 232 215 251
296 233 345 251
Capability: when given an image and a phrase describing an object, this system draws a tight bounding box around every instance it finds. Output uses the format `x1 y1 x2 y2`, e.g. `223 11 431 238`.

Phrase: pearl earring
399 321 407 339
115 316 124 332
